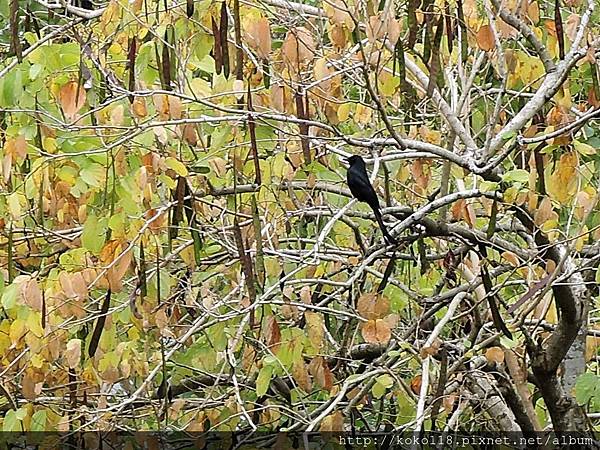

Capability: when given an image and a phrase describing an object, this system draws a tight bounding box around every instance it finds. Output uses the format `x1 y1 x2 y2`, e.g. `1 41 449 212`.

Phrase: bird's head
346 155 365 167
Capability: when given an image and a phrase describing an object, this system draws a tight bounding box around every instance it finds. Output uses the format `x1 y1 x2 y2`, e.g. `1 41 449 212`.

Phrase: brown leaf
320 411 344 431
564 14 580 42
412 159 431 192
22 370 42 401
361 319 392 344
59 81 86 121
101 241 132 293
410 374 422 394
443 394 457 413
132 97 148 118
5 135 27 161
501 251 520 267
308 356 333 391
65 338 82 369
246 17 271 59
534 197 558 226
281 27 315 73
305 311 324 351
420 338 442 358
22 278 42 311
70 272 88 301
526 1 540 24
324 0 354 29
476 25 495 52
264 315 281 352
292 359 312 392
182 123 198 146
485 346 505 364
299 285 312 304
357 293 390 320
586 326 600 361
155 308 169 332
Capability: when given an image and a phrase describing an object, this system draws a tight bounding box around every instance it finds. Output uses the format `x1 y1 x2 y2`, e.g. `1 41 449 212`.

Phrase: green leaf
573 140 596 156
1 284 20 310
502 169 529 184
575 373 600 405
377 374 394 388
256 365 273 397
81 214 106 254
30 410 47 431
80 163 106 188
2 410 20 432
372 374 394 399
14 407 28 421
371 380 386 399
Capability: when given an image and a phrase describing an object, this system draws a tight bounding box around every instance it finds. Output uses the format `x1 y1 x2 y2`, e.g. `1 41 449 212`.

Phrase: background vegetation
0 0 599 436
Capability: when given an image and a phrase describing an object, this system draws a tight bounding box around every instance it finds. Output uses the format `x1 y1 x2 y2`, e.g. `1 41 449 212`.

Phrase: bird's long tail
373 207 397 245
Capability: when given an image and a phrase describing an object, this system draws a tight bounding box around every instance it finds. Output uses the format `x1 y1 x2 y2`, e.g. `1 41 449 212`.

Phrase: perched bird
346 155 397 245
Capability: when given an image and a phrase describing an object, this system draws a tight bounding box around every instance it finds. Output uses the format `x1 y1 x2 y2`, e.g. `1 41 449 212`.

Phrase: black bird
346 155 397 245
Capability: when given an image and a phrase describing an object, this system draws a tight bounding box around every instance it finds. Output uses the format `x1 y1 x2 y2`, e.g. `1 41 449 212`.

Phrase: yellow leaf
573 140 596 156
378 71 400 97
7 192 22 220
305 312 324 351
9 319 27 346
165 157 189 177
337 103 351 122
320 411 344 431
546 152 578 203
42 137 57 153
354 103 372 124
131 97 147 118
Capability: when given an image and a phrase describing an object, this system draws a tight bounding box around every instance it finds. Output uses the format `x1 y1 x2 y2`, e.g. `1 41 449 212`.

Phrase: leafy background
0 0 599 434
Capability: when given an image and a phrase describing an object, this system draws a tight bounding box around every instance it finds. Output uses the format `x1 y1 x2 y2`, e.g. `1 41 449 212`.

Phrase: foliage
0 0 599 434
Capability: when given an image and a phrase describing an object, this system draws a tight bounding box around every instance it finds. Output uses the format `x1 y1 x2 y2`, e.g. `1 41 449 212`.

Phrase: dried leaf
308 356 333 391
246 17 271 59
59 81 86 121
476 25 495 52
65 339 82 369
22 278 42 311
534 196 558 226
320 411 344 431
305 312 324 350
264 315 281 352
485 346 505 364
356 293 390 320
420 338 442 358
410 374 422 394
361 319 391 344
281 27 315 72
292 360 312 392
501 251 520 267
